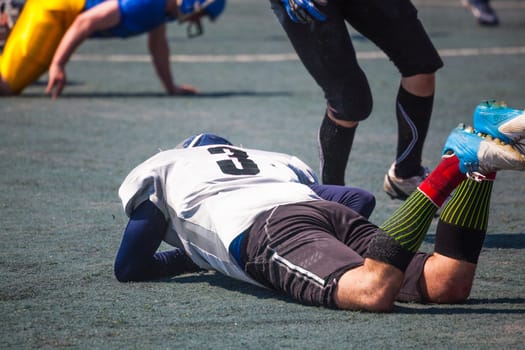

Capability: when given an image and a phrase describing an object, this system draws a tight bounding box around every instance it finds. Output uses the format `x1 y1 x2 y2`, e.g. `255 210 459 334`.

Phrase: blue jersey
86 0 175 38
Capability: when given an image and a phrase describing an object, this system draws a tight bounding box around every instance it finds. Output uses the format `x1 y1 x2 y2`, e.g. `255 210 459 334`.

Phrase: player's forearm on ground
151 250 204 279
115 200 202 282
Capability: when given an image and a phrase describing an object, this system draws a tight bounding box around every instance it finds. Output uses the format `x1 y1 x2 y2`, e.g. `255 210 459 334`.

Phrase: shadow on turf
425 233 525 249
395 298 525 314
168 272 297 304
18 89 293 99
167 272 525 314
22 80 289 98
158 234 524 311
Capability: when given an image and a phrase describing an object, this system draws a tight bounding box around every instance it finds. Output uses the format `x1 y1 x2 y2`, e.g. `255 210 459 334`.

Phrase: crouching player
0 0 226 97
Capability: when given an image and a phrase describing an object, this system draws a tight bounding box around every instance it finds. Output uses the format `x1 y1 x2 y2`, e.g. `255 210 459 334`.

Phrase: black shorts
270 0 443 121
242 200 430 308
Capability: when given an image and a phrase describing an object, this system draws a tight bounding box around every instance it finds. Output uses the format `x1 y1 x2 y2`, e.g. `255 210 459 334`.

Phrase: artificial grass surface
1 0 524 348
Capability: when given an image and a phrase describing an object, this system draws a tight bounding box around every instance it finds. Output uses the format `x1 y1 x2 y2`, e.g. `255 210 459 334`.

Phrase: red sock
418 155 466 207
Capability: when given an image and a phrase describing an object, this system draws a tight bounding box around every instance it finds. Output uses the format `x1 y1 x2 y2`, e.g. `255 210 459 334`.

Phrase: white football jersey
119 145 320 285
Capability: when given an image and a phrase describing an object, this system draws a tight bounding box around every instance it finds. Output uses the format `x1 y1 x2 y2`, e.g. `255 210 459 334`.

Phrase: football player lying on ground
114 101 525 312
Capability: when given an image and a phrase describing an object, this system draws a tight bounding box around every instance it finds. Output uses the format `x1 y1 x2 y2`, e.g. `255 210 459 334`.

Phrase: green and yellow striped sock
379 190 438 253
439 178 493 231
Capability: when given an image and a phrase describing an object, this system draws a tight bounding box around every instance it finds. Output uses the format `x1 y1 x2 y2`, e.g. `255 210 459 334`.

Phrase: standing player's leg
386 73 436 198
343 0 443 198
269 0 373 185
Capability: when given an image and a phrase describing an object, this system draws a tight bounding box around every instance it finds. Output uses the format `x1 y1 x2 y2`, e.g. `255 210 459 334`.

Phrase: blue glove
282 0 327 24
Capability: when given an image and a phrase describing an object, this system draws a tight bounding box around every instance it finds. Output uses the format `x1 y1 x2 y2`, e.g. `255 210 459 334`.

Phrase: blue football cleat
442 124 525 180
473 100 525 148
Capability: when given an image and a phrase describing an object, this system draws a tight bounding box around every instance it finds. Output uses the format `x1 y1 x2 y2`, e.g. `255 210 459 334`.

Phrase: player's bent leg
334 258 404 312
309 183 376 218
384 73 436 199
398 123 520 305
243 201 395 309
419 253 476 303
319 113 358 185
0 0 82 94
415 161 497 303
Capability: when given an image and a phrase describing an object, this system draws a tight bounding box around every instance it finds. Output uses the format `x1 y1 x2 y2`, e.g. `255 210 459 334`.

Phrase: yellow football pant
0 0 85 93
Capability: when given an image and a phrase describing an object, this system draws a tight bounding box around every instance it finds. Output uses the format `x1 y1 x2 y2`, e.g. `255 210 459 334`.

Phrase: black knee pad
329 84 373 122
365 232 414 272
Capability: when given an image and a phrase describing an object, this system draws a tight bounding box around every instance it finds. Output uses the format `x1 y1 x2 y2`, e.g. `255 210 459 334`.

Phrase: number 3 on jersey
208 146 260 175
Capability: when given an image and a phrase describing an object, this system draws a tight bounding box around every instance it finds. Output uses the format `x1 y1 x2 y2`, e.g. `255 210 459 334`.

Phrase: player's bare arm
46 0 121 98
147 24 199 96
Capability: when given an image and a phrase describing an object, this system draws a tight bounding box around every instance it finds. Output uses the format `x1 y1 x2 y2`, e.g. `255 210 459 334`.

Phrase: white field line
72 46 525 63
412 0 525 8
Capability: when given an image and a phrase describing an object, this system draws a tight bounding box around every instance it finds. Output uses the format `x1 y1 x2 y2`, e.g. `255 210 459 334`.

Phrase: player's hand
46 63 67 99
170 84 199 96
281 0 327 24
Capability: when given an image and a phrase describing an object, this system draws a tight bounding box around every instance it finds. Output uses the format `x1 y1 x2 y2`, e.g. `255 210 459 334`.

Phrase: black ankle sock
434 222 486 264
434 179 493 263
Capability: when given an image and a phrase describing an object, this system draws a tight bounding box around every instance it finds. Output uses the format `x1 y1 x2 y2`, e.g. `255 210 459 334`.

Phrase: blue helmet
177 133 232 148
179 0 227 21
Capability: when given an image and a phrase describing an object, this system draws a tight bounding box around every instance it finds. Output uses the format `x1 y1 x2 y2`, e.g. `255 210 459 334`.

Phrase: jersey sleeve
243 148 319 185
91 0 174 38
118 155 170 220
118 172 156 217
287 155 319 185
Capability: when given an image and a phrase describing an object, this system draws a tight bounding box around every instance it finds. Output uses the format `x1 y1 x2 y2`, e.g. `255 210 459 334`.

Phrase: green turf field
1 0 524 348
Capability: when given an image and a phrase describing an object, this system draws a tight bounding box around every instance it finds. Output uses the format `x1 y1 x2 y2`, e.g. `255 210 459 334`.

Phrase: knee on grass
424 276 473 304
